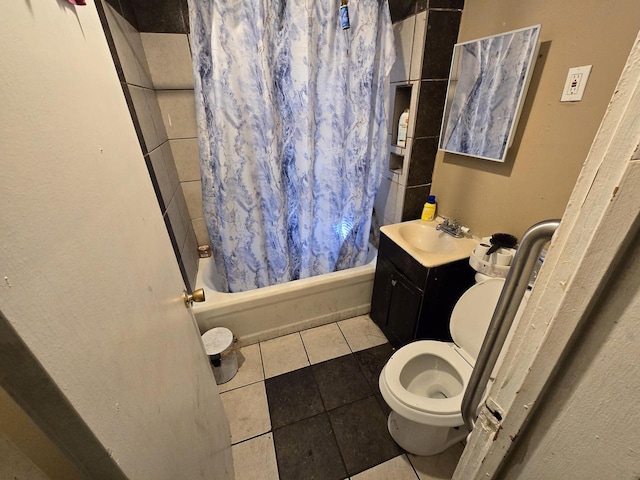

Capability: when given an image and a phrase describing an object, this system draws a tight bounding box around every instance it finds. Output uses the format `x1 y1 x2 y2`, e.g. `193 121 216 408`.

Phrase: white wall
498 238 640 479
0 1 232 479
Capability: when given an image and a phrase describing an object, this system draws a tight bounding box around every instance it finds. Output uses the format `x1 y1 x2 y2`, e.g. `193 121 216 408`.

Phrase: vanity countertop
380 219 478 268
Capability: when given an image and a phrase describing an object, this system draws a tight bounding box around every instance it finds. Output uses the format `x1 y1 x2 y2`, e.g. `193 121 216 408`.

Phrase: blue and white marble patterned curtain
188 0 394 292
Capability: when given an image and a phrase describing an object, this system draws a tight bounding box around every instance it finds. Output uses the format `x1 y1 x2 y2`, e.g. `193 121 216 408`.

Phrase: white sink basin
398 222 457 254
381 219 478 268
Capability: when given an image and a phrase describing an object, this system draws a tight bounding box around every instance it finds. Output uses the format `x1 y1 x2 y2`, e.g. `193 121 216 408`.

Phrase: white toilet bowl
379 278 525 456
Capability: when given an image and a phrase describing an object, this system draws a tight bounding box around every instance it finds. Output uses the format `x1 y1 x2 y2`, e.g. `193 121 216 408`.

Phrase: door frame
454 30 640 478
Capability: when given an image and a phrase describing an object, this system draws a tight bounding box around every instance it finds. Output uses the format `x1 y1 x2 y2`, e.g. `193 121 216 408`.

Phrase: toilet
379 278 527 456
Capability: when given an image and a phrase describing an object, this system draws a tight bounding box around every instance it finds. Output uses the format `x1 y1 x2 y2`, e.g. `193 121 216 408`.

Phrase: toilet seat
380 340 472 427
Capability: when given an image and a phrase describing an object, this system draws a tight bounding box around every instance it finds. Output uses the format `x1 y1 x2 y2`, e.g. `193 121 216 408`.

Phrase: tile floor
220 314 464 480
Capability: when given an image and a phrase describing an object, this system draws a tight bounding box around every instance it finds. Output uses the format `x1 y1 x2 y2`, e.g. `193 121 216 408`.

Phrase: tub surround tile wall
380 12 426 226
129 0 189 33
377 2 463 226
141 34 194 89
97 0 199 291
103 0 138 28
141 35 211 247
170 138 200 181
156 90 198 138
402 7 462 221
421 10 463 79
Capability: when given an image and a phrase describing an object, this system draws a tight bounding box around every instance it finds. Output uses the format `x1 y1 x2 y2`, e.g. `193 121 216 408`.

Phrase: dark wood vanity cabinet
370 232 476 348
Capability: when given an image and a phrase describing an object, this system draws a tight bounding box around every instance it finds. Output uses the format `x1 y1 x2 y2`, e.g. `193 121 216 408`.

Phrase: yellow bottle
421 195 436 221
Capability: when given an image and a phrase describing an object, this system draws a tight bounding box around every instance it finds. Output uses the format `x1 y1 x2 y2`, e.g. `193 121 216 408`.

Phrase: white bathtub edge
193 251 377 345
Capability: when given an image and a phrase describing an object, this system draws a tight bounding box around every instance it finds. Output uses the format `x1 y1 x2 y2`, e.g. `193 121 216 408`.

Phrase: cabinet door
370 252 423 347
386 269 423 346
370 252 395 329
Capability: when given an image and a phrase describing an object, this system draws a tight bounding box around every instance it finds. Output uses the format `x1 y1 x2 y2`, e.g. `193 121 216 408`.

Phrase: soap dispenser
397 109 409 148
421 195 437 221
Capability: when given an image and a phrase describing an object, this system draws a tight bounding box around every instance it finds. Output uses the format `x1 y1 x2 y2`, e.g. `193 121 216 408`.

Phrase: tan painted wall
0 387 84 480
431 0 640 238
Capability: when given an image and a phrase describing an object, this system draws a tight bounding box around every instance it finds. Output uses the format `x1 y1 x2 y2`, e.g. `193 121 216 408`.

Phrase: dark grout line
217 378 263 395
336 320 355 354
298 331 313 366
230 429 273 447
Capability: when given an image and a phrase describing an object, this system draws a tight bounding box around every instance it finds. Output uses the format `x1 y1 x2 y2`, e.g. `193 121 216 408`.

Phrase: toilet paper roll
474 243 491 260
495 248 512 266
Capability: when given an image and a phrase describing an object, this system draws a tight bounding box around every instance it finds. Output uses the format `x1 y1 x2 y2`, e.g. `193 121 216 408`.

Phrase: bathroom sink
381 220 478 268
398 222 456 254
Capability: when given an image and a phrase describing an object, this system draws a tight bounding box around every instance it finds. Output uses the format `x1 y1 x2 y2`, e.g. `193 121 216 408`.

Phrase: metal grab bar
461 219 561 431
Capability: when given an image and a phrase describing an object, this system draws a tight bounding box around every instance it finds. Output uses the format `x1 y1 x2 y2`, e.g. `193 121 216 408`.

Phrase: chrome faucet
436 218 469 238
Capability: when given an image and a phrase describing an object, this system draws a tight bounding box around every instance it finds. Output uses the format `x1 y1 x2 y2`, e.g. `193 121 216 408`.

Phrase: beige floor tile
231 433 279 480
408 442 464 480
300 323 351 364
338 315 388 352
352 454 419 479
220 382 271 444
260 333 309 378
218 344 264 393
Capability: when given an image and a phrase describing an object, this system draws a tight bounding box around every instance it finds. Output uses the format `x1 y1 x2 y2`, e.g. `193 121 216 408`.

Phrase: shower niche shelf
391 84 413 147
388 82 417 177
389 151 404 171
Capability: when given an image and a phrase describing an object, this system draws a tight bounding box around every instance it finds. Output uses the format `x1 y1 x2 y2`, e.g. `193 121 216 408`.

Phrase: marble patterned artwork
440 25 540 162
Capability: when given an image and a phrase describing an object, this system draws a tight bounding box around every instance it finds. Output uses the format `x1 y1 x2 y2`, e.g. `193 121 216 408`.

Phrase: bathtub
193 246 378 345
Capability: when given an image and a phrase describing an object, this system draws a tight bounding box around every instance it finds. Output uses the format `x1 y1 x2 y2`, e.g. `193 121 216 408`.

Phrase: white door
454 31 640 479
0 2 232 479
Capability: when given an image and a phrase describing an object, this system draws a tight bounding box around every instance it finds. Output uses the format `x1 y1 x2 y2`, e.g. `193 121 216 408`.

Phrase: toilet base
387 411 468 456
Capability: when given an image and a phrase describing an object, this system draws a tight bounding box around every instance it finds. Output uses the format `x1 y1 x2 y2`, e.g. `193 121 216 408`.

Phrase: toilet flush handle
183 288 206 307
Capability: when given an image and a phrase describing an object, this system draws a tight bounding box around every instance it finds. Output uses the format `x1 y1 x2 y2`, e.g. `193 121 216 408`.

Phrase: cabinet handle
391 279 397 287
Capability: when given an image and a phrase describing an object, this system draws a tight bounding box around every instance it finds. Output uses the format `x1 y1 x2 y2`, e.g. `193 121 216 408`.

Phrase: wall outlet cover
561 65 592 102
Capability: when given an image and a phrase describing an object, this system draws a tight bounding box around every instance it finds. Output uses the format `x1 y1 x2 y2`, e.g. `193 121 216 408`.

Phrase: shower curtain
188 0 395 292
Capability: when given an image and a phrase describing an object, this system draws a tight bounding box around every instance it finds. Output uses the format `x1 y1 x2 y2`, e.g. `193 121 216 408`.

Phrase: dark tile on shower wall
122 85 148 154
178 257 193 292
163 210 181 254
402 184 431 221
129 0 189 33
389 0 417 23
95 1 125 83
414 80 448 137
429 0 465 9
117 0 139 29
181 0 190 30
407 137 439 186
101 0 138 28
422 10 462 79
103 0 121 16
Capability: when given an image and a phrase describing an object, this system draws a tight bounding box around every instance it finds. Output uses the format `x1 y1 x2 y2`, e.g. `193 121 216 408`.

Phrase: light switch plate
561 65 592 102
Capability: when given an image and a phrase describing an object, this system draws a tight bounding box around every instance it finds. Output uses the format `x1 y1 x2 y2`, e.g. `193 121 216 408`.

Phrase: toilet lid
450 278 505 363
